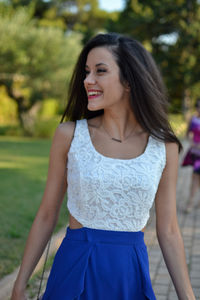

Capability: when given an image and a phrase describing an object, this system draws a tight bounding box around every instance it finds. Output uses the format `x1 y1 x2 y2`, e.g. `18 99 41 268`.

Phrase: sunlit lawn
0 136 68 279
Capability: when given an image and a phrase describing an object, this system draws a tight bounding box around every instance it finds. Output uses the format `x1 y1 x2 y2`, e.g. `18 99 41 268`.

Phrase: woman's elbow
156 220 181 242
36 203 59 227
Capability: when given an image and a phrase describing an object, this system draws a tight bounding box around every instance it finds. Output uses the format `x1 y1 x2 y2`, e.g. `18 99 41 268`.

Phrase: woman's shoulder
165 141 179 153
165 142 179 166
57 121 76 136
52 121 76 153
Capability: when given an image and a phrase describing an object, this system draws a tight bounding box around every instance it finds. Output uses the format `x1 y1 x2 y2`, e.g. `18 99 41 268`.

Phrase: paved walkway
0 139 200 299
146 139 200 300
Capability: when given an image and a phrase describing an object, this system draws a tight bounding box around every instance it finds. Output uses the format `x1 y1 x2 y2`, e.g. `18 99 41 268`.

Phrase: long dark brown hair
61 32 182 151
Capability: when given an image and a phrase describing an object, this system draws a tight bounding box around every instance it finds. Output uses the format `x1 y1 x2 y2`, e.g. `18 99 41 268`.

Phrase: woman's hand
11 281 27 300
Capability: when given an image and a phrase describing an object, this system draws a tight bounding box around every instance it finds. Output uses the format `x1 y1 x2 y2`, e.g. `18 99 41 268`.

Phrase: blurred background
0 0 200 294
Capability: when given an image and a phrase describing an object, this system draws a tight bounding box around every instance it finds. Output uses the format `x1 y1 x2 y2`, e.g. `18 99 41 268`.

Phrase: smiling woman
84 47 130 113
11 33 195 300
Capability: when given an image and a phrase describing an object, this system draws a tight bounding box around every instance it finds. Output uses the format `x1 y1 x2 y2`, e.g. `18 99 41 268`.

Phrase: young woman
11 33 195 300
182 98 200 213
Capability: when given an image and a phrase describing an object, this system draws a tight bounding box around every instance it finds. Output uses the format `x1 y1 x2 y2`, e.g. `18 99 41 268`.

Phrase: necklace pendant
112 138 122 143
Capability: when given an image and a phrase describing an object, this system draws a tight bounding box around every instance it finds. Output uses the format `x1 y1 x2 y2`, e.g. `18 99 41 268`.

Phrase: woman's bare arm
155 142 195 300
11 122 75 299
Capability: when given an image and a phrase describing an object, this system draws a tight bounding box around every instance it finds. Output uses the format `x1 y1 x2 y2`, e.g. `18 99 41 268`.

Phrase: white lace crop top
67 119 166 232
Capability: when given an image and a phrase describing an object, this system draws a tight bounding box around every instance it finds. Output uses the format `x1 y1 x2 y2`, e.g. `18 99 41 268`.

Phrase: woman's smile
87 89 103 100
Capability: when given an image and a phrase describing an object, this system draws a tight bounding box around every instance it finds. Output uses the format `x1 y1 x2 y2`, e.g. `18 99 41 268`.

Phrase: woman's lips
87 90 103 100
88 94 102 100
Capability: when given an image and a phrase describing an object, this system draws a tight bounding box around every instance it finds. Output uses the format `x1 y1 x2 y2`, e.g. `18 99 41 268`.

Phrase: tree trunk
1 81 39 135
182 88 192 122
16 100 41 135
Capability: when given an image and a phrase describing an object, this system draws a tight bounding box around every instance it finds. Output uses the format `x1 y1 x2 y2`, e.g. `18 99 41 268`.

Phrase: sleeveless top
67 119 166 232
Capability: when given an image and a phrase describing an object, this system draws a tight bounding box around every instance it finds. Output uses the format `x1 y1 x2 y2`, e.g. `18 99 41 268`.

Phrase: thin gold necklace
101 123 137 143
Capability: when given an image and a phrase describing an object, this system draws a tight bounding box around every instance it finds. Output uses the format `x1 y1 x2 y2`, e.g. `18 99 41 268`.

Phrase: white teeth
88 91 102 96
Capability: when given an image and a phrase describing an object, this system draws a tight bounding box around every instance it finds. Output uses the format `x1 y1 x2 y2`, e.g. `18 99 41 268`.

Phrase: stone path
146 139 200 300
0 139 200 299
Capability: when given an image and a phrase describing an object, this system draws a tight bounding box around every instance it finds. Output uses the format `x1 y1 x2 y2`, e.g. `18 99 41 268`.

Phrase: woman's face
84 47 130 111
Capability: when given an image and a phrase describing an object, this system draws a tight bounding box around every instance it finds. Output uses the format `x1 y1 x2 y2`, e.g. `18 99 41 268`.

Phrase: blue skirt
42 227 156 300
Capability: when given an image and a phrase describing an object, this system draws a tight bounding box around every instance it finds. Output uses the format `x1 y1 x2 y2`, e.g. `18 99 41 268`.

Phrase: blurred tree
57 0 113 43
0 5 82 133
107 0 200 116
5 0 113 42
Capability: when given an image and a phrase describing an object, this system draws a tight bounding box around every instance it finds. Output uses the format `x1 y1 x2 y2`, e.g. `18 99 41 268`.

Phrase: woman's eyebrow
96 63 108 67
85 63 108 68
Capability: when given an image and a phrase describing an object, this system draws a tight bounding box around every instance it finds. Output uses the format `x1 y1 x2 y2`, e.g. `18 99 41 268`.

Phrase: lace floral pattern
67 119 166 231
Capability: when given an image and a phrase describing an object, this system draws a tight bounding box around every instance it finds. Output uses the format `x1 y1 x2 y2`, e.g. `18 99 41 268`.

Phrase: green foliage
0 117 59 138
169 113 187 138
0 5 82 131
0 125 24 137
0 86 18 124
107 0 200 112
0 6 81 90
38 6 66 29
33 99 60 138
6 0 111 43
63 0 111 42
39 98 59 119
34 116 60 138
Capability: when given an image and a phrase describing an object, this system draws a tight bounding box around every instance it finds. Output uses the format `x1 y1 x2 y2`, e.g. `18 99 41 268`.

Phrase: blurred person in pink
182 98 200 212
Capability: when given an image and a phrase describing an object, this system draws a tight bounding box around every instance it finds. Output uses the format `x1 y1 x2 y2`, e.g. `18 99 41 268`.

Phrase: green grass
0 136 68 279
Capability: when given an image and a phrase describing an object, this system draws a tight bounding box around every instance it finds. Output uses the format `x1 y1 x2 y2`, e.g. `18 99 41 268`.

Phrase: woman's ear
124 81 130 92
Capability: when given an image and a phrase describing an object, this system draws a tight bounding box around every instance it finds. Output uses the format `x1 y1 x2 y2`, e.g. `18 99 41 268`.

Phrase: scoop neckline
84 119 151 162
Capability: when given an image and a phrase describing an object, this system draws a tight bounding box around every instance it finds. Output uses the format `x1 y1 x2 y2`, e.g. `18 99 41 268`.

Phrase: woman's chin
87 104 102 111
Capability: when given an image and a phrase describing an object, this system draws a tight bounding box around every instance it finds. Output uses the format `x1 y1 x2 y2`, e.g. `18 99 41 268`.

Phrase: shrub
33 116 60 138
0 86 18 124
39 98 59 119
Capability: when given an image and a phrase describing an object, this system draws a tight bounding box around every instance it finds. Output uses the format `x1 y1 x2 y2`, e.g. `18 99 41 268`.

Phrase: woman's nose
84 73 96 85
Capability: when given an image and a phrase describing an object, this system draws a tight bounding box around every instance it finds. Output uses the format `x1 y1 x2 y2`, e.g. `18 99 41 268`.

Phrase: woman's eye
97 69 106 74
84 69 106 77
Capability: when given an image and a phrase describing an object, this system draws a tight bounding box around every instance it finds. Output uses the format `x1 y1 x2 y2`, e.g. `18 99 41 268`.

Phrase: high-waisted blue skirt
42 227 156 300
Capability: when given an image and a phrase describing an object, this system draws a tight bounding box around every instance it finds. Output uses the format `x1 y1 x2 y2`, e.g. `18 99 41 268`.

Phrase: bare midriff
69 214 83 229
69 213 145 232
